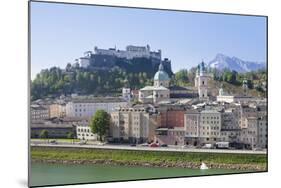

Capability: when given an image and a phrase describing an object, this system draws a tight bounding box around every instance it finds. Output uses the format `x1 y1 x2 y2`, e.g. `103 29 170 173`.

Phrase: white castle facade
77 45 162 68
94 45 161 60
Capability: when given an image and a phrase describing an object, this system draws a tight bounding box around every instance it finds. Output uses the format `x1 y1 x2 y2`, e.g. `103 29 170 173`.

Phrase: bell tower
196 61 209 100
242 79 248 96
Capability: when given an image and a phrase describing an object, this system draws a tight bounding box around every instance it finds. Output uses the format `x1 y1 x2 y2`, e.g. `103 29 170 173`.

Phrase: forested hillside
31 61 267 100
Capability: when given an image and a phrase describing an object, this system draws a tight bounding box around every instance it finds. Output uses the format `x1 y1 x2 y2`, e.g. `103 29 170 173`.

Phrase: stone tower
195 61 209 100
242 79 248 95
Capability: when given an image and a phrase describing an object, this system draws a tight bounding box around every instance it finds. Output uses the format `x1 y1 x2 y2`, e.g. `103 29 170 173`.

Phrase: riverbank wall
31 146 267 171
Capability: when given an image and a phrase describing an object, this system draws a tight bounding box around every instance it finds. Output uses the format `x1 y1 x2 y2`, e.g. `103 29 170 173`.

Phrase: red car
149 143 159 147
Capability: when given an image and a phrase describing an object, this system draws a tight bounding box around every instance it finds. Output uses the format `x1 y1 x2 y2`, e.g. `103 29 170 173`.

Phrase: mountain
208 53 266 73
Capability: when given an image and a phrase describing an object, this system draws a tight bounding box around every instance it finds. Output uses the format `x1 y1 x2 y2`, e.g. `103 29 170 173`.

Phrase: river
30 163 247 187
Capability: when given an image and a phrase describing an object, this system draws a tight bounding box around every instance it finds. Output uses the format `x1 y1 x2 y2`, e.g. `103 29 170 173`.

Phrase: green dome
154 63 170 81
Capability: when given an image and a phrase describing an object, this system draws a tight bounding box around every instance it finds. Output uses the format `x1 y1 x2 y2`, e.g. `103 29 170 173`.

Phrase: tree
67 132 75 144
40 130 49 139
174 69 189 86
67 132 74 138
90 110 110 142
40 130 49 143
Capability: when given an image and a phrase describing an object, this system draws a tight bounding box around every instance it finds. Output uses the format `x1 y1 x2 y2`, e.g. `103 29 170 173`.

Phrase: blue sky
31 1 267 79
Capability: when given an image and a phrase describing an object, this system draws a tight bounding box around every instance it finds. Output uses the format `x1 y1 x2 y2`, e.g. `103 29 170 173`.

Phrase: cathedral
138 61 212 104
139 63 170 103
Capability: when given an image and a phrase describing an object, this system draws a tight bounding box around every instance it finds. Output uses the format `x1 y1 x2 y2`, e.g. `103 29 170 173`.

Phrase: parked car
215 142 229 149
50 140 57 144
79 141 87 145
149 143 159 147
97 142 105 146
160 144 168 147
130 144 136 147
253 147 263 151
202 143 214 149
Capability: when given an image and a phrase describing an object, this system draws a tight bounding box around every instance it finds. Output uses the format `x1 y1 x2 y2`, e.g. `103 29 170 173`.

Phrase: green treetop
90 110 110 142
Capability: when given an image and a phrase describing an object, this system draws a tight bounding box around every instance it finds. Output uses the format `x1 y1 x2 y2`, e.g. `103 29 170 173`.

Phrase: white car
79 141 87 145
97 142 105 146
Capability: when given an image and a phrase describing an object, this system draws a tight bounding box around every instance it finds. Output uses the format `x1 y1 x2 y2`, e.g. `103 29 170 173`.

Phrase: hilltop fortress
94 45 161 60
74 44 172 75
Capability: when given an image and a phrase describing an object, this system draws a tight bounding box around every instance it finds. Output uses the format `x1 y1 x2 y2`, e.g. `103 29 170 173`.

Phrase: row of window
75 109 86 112
31 111 48 114
188 121 198 125
186 132 197 136
168 131 185 136
77 128 90 133
77 133 94 137
202 132 219 136
221 132 240 136
74 103 109 107
201 126 220 130
202 116 220 120
243 137 256 142
154 94 169 98
201 121 220 124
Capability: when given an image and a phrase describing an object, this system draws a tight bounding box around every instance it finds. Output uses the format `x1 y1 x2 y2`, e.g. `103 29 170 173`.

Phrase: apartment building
184 109 221 145
109 107 150 143
31 105 49 121
49 103 66 118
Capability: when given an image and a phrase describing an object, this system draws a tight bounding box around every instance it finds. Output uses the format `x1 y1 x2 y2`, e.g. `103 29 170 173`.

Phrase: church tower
242 79 248 96
195 61 209 100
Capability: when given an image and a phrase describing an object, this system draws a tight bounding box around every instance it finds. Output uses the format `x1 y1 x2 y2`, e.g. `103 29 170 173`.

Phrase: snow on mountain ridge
208 54 266 73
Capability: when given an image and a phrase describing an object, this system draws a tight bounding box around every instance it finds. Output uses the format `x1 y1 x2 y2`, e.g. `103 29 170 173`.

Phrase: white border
1 0 280 188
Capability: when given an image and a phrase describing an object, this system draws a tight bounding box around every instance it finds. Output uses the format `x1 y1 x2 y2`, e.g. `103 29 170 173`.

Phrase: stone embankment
32 159 266 171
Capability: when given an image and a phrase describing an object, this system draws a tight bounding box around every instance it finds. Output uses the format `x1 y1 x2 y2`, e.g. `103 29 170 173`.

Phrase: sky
30 1 267 79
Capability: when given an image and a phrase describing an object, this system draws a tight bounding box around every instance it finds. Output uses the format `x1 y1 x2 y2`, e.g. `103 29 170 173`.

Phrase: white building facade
122 88 131 102
94 45 161 60
76 124 98 141
66 97 127 118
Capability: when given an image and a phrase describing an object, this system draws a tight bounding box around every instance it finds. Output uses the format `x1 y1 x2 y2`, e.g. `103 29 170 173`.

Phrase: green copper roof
154 63 170 81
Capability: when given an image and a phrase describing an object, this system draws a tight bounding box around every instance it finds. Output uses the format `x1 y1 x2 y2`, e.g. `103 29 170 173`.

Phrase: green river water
30 163 250 187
